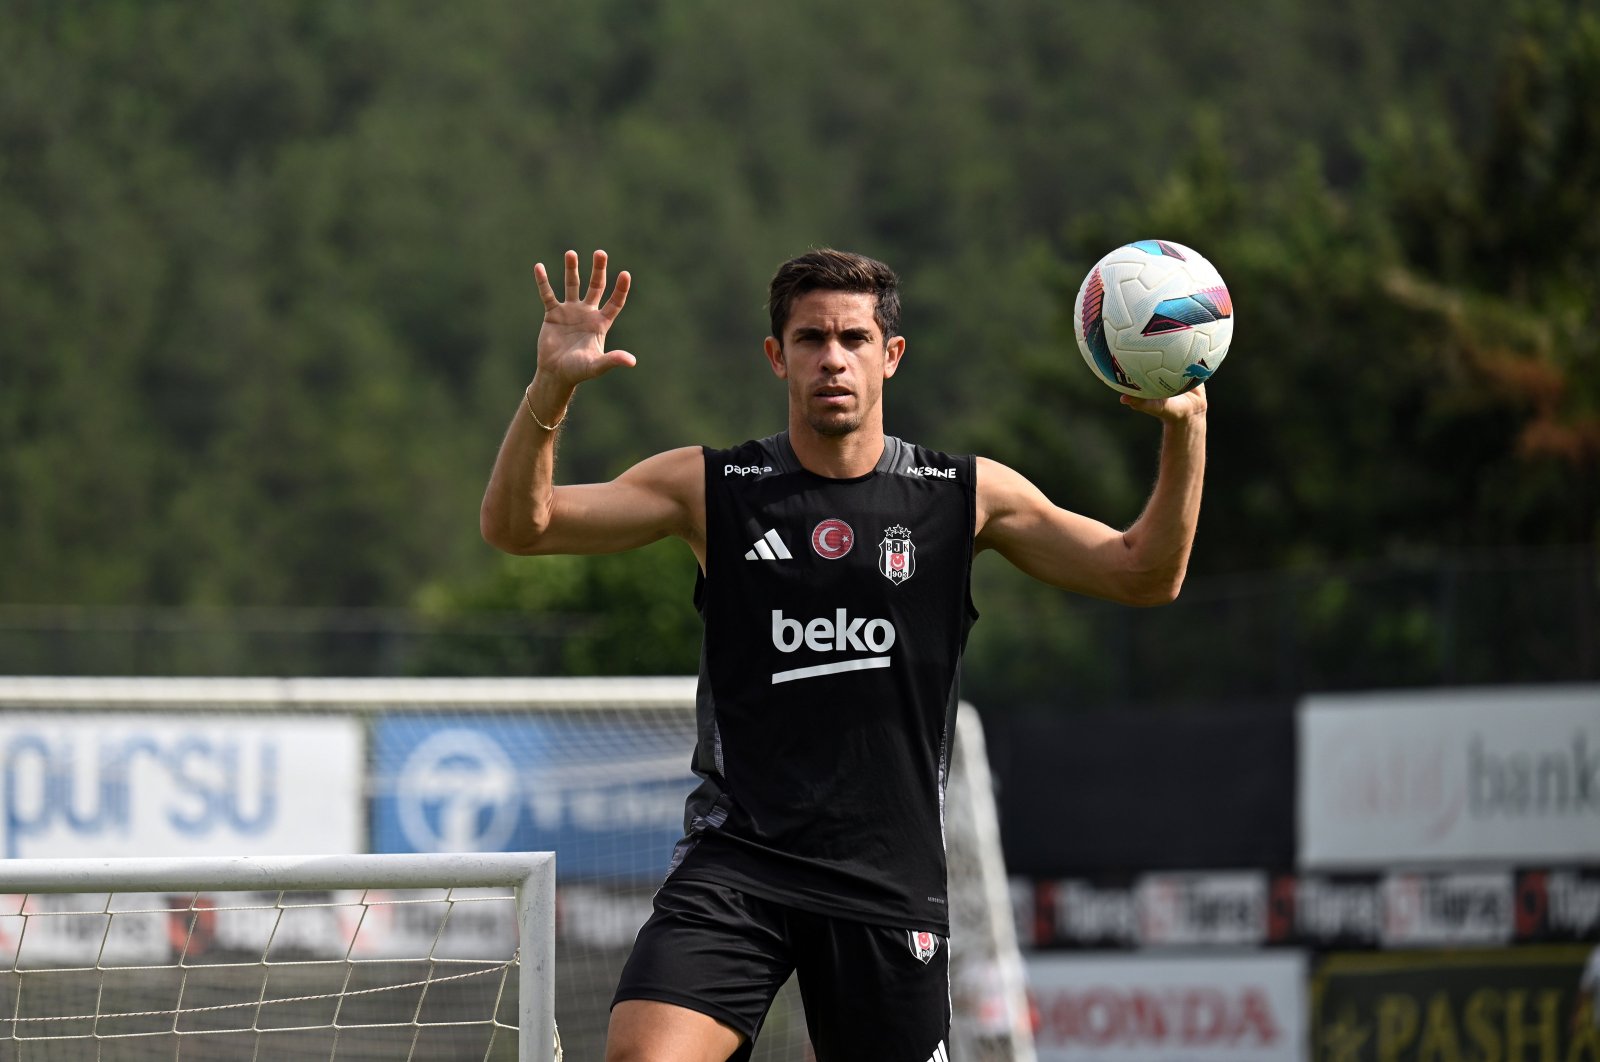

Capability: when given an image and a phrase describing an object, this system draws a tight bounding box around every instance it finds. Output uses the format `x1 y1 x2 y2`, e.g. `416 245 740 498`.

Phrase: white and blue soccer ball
1072 239 1233 398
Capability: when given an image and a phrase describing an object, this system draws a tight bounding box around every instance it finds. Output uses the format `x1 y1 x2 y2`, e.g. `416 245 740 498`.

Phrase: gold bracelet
523 386 567 432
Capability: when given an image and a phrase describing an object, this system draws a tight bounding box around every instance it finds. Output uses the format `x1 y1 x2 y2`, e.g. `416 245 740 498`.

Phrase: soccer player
480 248 1207 1062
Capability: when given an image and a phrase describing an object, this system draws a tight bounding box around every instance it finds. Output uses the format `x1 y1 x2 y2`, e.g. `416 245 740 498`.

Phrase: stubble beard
806 409 863 438
793 379 865 438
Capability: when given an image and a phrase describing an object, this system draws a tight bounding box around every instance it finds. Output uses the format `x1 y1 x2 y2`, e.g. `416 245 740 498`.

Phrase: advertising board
1029 868 1597 951
0 887 521 966
369 713 698 881
1379 870 1513 947
0 713 363 859
1024 877 1141 949
1516 868 1600 943
1137 871 1269 947
1298 686 1600 868
1311 946 1599 1061
1028 952 1307 1061
1268 873 1383 949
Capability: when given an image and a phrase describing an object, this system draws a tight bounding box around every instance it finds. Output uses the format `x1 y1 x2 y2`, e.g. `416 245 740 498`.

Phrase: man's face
763 290 904 438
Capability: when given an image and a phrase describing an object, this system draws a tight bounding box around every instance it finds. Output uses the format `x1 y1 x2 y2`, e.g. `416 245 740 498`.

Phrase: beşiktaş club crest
907 930 941 964
878 524 916 584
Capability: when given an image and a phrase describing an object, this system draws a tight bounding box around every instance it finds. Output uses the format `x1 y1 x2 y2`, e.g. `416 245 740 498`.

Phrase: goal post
948 706 1037 1062
0 851 557 1061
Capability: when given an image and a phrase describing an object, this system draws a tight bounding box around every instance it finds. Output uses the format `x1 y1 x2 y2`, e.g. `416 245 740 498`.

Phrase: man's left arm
974 387 1207 606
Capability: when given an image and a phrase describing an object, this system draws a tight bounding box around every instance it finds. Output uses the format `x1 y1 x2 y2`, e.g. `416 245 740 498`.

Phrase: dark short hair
767 249 901 343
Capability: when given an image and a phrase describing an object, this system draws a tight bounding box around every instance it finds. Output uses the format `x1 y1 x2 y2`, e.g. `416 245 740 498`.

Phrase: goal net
0 852 555 1061
0 677 1035 1062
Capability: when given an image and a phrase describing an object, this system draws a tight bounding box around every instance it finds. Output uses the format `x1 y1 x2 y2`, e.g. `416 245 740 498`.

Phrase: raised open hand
533 249 635 388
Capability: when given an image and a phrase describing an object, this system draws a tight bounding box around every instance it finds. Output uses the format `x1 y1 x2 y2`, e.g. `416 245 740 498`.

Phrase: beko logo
769 609 897 685
772 608 897 654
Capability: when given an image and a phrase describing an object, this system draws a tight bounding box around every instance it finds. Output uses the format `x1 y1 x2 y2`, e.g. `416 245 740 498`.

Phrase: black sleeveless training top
667 432 977 932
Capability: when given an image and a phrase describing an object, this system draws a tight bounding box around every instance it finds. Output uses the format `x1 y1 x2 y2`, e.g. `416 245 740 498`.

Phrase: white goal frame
0 851 556 1061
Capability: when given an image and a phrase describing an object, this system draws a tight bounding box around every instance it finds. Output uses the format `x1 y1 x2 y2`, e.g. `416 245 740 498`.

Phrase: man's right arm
480 437 705 560
478 249 707 565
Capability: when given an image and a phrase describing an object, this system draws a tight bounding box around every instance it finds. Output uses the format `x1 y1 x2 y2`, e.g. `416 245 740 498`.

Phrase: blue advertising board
370 713 699 883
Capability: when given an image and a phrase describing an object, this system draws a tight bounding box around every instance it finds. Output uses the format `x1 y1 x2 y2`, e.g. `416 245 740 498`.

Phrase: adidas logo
744 529 793 561
923 1041 948 1062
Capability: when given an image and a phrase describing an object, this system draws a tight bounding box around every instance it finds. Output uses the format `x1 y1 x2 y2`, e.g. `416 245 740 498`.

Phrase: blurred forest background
1 0 1596 713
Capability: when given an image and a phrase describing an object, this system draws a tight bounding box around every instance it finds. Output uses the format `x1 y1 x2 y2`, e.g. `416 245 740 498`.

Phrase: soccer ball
1072 239 1233 397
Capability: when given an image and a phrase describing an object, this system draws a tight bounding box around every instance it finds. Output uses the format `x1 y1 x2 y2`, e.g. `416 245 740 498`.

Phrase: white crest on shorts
907 929 940 964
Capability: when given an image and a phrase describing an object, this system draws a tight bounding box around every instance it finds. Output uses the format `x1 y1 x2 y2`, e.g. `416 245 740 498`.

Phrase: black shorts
612 877 951 1062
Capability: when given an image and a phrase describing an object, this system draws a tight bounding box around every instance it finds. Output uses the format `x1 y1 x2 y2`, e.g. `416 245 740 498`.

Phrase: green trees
2 0 1590 691
964 2 1600 704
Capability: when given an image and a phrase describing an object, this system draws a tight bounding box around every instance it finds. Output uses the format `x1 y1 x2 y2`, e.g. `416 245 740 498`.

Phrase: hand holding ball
1073 240 1233 397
